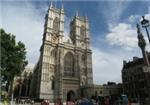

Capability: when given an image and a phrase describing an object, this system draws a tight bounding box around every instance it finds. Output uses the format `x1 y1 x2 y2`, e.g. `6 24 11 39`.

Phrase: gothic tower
70 11 93 85
30 3 93 101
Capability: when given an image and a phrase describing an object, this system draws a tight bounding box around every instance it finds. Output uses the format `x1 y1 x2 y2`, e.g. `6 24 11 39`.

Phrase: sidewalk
131 103 140 105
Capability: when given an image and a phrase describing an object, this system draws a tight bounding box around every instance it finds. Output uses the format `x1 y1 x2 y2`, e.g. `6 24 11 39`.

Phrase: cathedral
30 3 93 101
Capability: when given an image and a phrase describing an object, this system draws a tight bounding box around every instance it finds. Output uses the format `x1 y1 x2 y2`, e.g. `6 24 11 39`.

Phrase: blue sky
1 0 150 84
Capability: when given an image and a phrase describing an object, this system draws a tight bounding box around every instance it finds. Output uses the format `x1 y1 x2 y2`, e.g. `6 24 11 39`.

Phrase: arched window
51 49 56 65
53 17 59 33
64 52 74 76
81 55 86 67
100 90 102 94
80 25 86 40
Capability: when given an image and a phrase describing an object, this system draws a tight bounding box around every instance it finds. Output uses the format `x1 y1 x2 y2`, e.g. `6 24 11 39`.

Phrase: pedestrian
55 98 63 105
128 98 131 105
104 96 109 105
46 100 49 105
41 100 47 105
66 100 74 105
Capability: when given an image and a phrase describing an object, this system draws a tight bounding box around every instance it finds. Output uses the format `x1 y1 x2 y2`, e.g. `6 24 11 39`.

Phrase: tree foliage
0 28 28 91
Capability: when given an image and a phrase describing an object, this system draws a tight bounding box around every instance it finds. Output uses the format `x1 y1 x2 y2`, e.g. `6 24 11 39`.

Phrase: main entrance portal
67 91 75 101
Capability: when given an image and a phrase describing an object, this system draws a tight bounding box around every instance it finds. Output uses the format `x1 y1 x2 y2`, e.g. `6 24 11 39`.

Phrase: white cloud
1 1 47 66
92 45 142 84
103 3 150 51
128 15 140 23
101 1 127 26
106 23 138 50
144 13 150 21
92 47 124 84
26 63 35 69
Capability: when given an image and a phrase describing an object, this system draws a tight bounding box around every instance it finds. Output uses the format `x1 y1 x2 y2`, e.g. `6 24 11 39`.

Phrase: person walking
128 99 131 105
41 100 48 105
104 96 109 105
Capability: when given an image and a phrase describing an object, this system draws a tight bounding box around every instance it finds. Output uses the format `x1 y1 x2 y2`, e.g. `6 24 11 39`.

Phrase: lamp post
140 16 150 103
141 16 150 44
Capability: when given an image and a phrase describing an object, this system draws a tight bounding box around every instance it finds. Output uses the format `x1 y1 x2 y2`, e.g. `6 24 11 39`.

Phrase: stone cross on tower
137 24 149 66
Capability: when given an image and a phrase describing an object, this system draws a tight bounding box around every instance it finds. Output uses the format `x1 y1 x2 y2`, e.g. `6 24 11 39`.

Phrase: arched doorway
67 91 75 101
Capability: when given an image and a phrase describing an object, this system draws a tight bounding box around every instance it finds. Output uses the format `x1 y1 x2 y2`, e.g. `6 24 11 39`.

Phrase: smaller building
13 66 33 98
122 57 150 102
93 82 123 97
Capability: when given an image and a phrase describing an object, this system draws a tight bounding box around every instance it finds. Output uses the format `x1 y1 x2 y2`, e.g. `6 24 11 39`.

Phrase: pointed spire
84 16 88 21
50 0 53 8
61 0 64 10
54 0 57 9
76 10 79 17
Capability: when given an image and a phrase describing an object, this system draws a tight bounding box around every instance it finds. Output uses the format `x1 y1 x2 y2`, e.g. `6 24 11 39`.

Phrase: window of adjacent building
100 91 102 94
109 90 112 95
64 52 74 76
95 91 98 96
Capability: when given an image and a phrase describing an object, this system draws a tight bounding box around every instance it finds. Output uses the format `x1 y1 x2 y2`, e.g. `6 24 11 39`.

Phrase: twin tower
30 3 93 101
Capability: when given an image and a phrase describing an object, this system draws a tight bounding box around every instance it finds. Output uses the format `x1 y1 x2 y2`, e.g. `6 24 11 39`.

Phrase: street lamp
140 16 150 103
141 16 150 44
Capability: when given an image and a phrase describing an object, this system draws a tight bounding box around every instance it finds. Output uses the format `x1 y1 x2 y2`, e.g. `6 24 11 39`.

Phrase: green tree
0 29 28 96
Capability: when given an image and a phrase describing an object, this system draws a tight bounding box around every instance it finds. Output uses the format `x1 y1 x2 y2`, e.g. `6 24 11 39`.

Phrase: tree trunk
19 83 22 97
6 81 10 92
25 79 29 96
8 78 14 105
8 79 14 97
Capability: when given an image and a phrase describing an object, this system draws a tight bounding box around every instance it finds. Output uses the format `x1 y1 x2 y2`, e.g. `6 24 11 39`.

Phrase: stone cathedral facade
30 4 93 101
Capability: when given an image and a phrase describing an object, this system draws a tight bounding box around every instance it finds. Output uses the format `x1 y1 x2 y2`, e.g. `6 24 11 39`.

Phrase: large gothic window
64 52 74 76
53 17 59 33
80 26 86 40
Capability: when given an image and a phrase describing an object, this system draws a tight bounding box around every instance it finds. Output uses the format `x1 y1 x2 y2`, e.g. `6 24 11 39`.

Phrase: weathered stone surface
30 5 93 101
